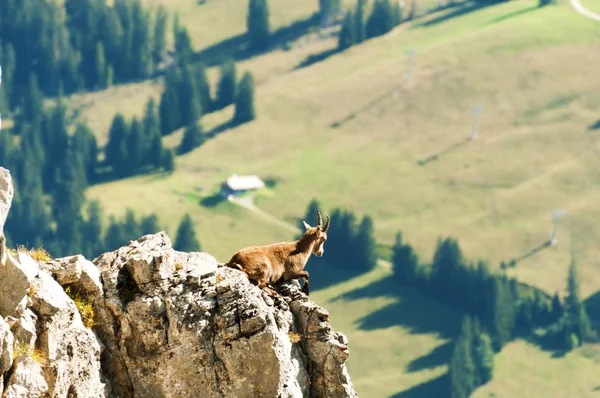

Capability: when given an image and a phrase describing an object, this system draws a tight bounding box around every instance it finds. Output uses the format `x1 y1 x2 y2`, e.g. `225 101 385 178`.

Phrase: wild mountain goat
225 210 330 297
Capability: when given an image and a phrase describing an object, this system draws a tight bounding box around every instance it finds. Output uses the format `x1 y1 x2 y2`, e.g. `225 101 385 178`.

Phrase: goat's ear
303 221 311 231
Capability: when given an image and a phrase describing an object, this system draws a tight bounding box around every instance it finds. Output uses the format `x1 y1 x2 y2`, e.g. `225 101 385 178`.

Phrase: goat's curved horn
317 210 323 227
323 215 330 232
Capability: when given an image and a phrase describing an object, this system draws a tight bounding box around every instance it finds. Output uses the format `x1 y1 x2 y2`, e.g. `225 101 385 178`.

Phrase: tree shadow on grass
486 5 537 24
406 340 454 372
304 259 368 292
293 47 339 70
588 120 600 131
193 13 321 67
416 137 471 166
411 2 489 28
334 275 461 337
391 372 449 398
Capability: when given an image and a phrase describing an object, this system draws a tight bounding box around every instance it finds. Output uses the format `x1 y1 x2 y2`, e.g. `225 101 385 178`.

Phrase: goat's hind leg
258 279 281 298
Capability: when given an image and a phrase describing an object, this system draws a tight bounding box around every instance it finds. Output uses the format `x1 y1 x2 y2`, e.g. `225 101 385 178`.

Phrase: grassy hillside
76 0 600 396
85 0 600 296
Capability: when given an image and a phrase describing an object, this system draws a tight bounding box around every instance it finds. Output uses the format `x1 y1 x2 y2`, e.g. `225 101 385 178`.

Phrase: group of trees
338 0 402 51
0 0 207 259
298 199 378 273
392 235 594 397
0 0 168 111
299 199 595 397
106 100 173 179
449 316 494 398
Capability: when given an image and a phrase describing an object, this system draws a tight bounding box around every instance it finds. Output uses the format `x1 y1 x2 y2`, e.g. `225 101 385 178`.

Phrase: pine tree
194 63 212 114
233 71 256 123
126 117 143 173
247 0 271 52
354 0 367 43
161 148 176 173
430 237 464 303
140 214 161 235
319 0 341 24
52 146 87 255
392 232 419 283
551 292 564 322
338 10 356 51
474 333 494 384
95 42 108 89
122 209 141 241
366 0 395 39
177 64 202 127
152 6 169 64
214 60 237 110
486 277 516 352
565 260 593 343
174 214 201 252
158 85 180 135
354 215 377 271
142 98 163 168
82 200 104 259
106 113 130 173
72 122 99 183
174 25 194 64
449 316 476 398
105 216 126 252
179 122 205 155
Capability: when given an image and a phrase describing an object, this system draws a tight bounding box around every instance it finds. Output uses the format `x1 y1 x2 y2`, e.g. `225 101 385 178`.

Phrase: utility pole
549 209 564 246
470 105 483 141
405 49 416 86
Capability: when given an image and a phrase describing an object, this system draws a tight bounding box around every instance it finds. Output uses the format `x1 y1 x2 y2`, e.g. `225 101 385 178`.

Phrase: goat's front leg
290 270 310 295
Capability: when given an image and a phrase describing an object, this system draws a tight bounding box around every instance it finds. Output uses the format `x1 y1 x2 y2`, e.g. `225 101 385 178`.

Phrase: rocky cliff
0 167 358 398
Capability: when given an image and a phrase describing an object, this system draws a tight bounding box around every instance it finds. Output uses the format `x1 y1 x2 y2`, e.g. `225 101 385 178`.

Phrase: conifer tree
95 42 108 89
159 86 180 135
177 64 202 127
140 214 161 236
174 214 201 252
194 63 212 114
354 215 377 271
179 122 205 155
72 122 99 183
142 98 163 168
105 216 126 252
366 0 395 39
174 25 194 64
392 232 419 283
449 316 476 398
247 0 271 51
152 6 169 64
214 60 237 110
106 113 130 173
82 200 104 259
123 209 141 241
126 117 143 173
233 72 256 123
565 260 593 343
52 146 87 255
355 0 367 43
338 11 356 51
161 148 176 173
474 333 494 384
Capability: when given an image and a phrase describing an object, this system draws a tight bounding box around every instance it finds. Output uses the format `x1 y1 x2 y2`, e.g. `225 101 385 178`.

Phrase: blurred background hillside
1 0 600 396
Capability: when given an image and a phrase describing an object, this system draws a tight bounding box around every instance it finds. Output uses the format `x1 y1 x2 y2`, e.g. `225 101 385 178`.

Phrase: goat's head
302 210 330 257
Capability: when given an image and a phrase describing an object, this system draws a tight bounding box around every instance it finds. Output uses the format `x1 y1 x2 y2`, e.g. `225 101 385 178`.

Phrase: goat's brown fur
226 210 330 297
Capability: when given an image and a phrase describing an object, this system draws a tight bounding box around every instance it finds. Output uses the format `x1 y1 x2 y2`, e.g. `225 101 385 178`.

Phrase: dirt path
570 0 600 22
228 194 393 269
